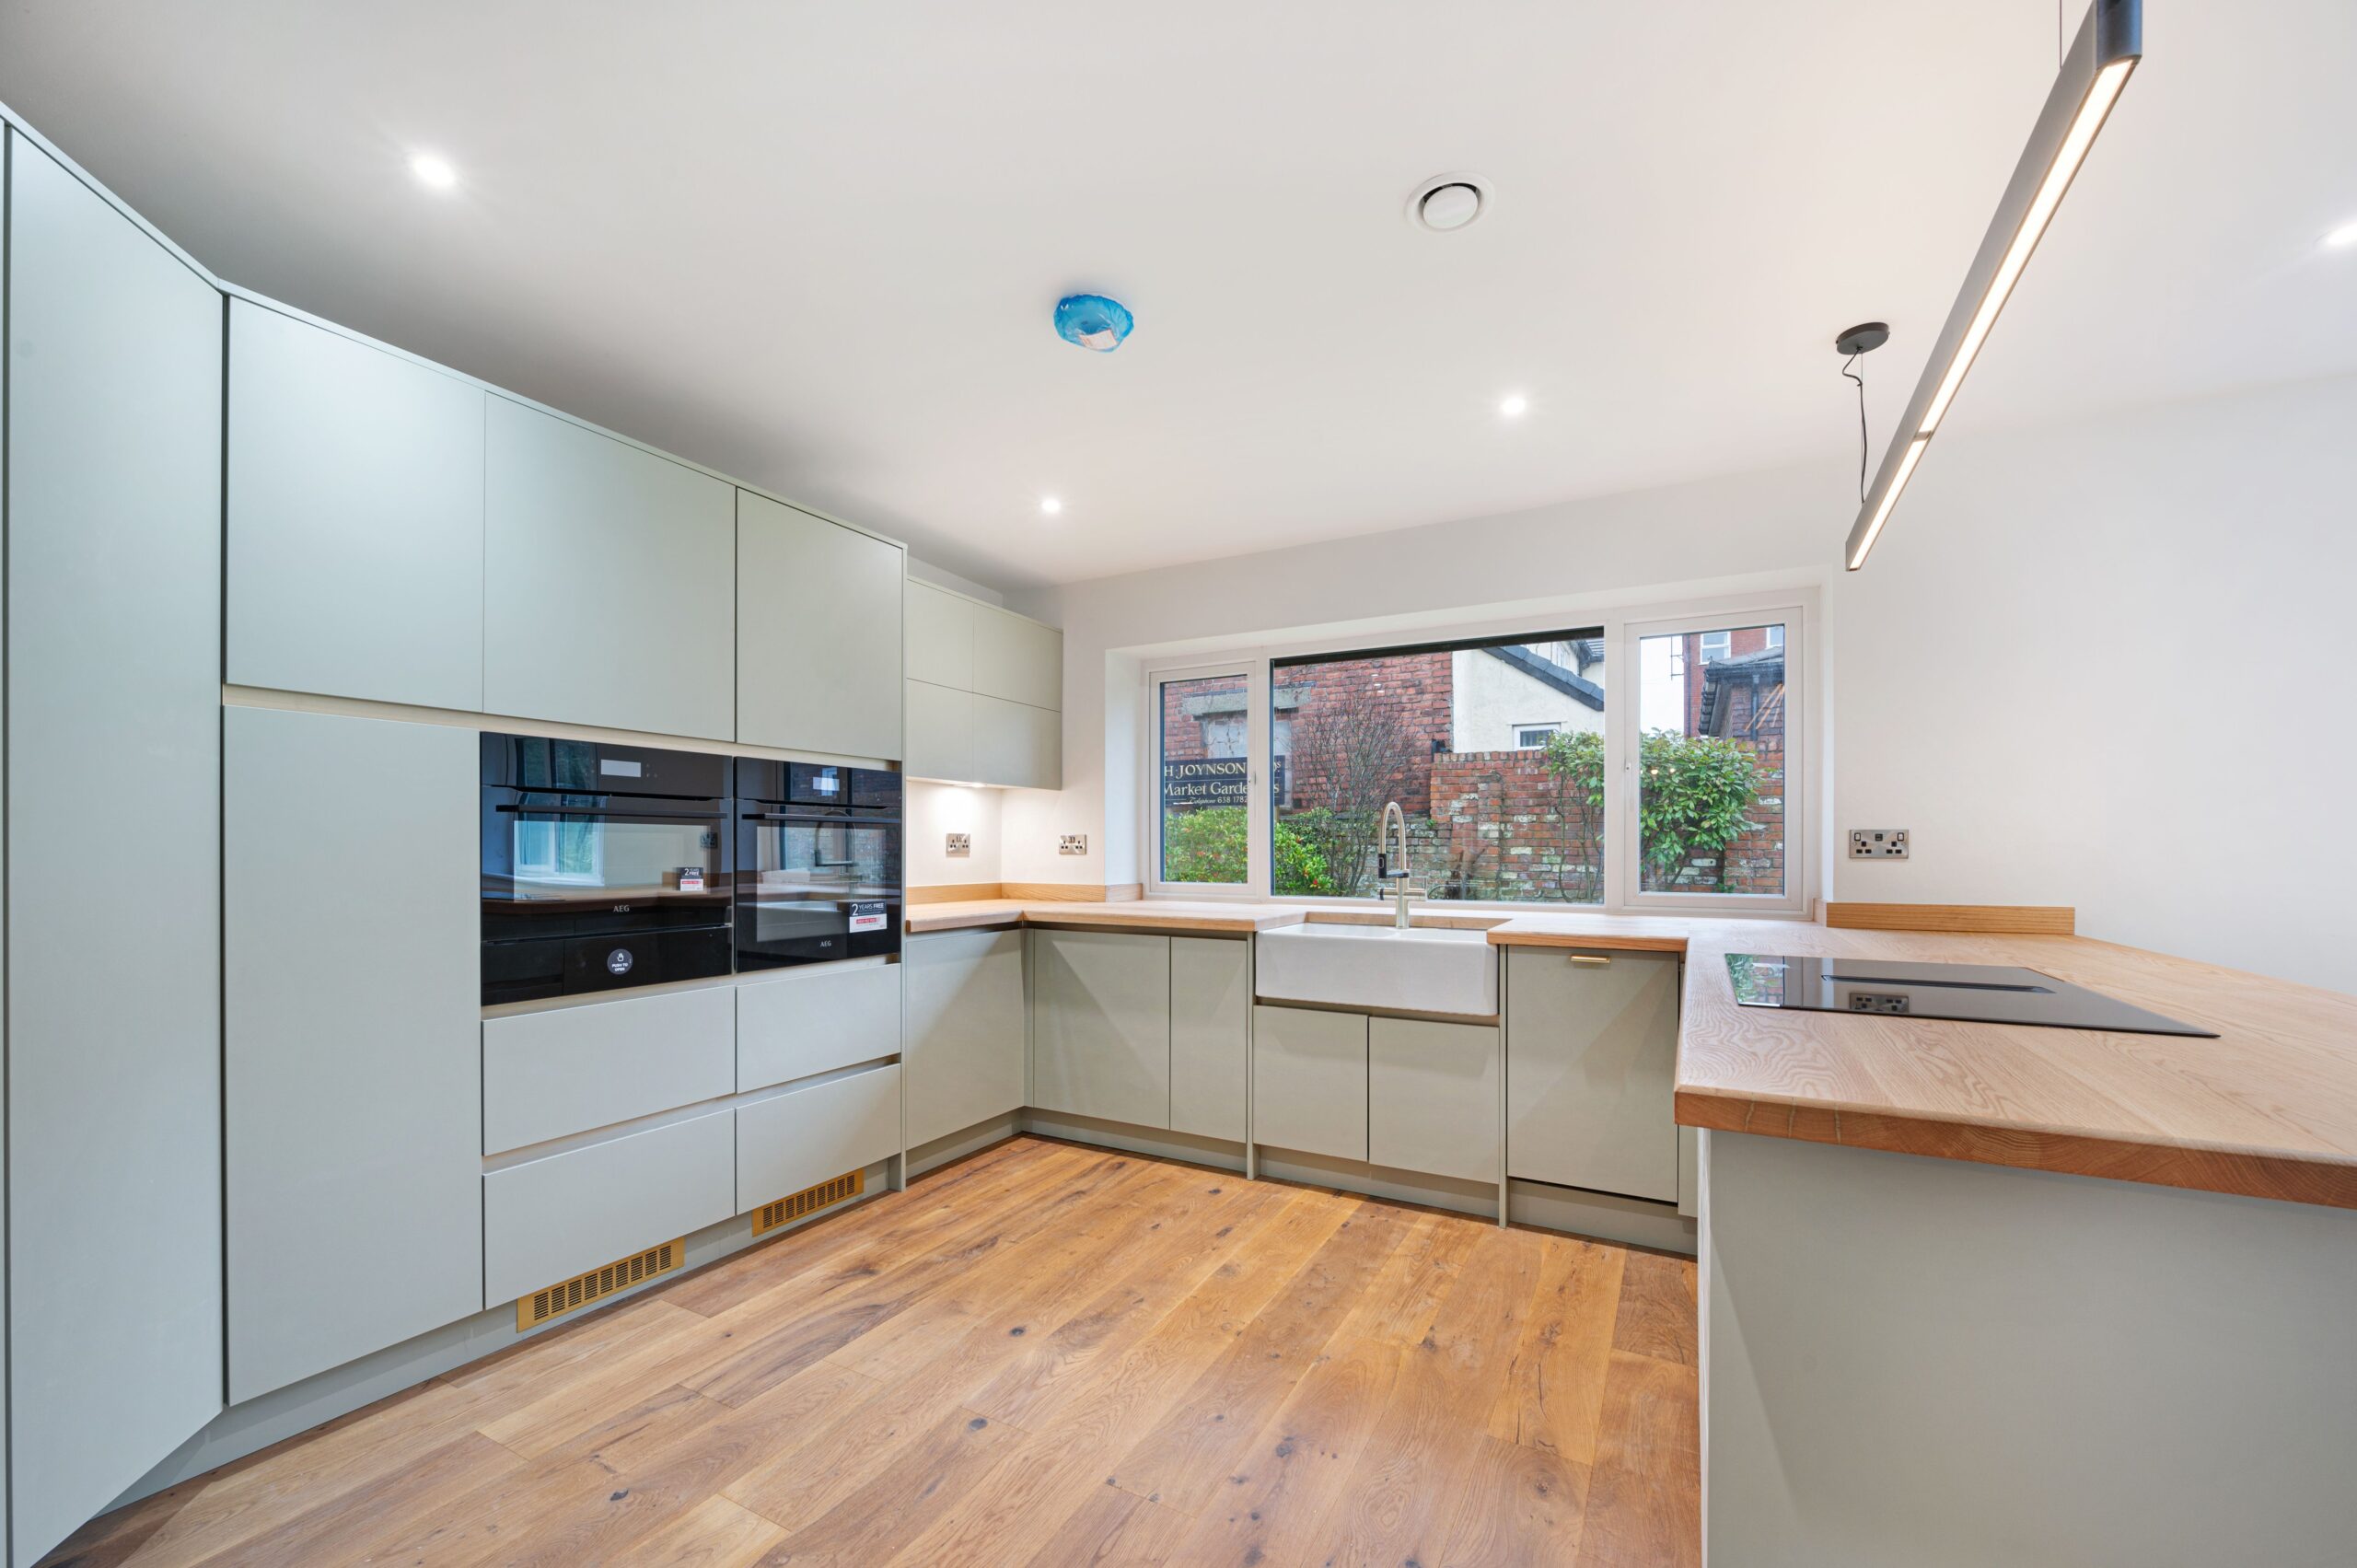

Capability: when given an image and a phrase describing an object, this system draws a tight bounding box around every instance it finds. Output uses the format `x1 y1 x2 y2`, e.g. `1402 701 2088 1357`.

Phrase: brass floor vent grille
754 1169 864 1237
517 1238 682 1331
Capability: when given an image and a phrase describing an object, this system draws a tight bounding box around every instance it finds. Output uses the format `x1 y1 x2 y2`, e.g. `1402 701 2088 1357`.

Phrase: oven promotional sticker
606 947 635 976
848 900 888 934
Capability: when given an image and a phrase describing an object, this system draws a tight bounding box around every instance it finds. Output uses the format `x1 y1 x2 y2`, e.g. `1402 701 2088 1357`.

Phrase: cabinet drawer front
738 1064 903 1211
484 1108 735 1306
905 931 1028 1148
1505 948 1681 1201
737 961 903 1092
1170 936 1248 1142
483 986 736 1155
1251 1005 1368 1163
1369 1016 1500 1184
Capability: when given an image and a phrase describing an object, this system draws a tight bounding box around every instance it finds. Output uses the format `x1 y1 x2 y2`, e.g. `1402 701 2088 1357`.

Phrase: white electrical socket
1849 829 1910 859
945 832 970 857
1059 834 1088 856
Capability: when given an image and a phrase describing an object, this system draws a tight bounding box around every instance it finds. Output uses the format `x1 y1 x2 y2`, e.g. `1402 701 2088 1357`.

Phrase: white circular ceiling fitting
1409 175 1489 232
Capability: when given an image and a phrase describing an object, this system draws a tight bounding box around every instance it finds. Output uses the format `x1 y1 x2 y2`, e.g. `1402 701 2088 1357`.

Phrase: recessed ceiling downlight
1410 175 1489 232
409 152 458 191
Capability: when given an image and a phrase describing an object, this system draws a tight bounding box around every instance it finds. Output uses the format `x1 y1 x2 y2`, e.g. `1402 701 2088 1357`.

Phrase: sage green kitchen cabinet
1250 1005 1368 1163
483 395 734 739
738 960 904 1093
906 931 1028 1148
1506 947 1681 1202
903 580 1063 787
5 134 226 1566
737 491 903 759
226 298 486 710
905 578 974 689
482 985 736 1156
483 1108 735 1307
904 679 976 782
974 602 1062 710
1169 936 1249 1141
1369 1016 1500 1183
226 707 481 1402
738 1063 903 1213
1032 929 1172 1129
973 692 1062 790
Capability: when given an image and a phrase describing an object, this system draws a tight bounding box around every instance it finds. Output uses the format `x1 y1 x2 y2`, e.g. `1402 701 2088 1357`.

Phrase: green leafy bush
1163 807 1330 892
1544 727 1764 892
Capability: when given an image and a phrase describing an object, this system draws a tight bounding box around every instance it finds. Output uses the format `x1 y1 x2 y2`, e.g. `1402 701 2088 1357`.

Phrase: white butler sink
1255 923 1498 1017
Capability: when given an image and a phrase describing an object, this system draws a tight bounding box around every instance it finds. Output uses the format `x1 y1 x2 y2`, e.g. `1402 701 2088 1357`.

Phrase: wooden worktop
910 899 2357 1210
903 898 1310 935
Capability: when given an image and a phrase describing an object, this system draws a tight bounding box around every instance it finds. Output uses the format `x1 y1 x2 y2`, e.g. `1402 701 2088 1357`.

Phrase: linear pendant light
1844 0 2142 570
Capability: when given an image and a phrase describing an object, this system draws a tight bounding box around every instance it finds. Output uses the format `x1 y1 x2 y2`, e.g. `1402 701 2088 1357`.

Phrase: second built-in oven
480 734 734 1005
734 761 902 972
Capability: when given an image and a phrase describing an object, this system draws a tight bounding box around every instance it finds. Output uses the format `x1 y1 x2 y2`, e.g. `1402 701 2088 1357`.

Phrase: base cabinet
1250 1005 1368 1163
483 1108 735 1307
737 1064 903 1212
1506 947 1681 1202
482 986 736 1156
906 931 1028 1147
1032 929 1173 1128
1369 1016 1500 1184
1170 937 1250 1141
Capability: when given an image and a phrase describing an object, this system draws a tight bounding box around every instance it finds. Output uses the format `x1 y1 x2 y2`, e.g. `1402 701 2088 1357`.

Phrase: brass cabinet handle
1566 953 1612 966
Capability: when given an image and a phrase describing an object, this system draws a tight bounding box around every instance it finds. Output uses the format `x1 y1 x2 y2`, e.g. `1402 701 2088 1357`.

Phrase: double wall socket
1849 829 1910 859
1059 834 1088 856
944 832 970 857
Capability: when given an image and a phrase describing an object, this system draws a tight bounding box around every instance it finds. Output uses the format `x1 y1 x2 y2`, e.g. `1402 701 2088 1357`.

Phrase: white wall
904 780 1003 889
1004 373 2357 995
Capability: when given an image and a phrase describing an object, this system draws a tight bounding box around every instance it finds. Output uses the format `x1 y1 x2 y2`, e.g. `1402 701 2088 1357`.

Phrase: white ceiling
3 2 2351 589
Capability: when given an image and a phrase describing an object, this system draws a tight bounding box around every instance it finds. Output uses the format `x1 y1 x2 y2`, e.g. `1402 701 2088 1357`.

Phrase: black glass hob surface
1724 954 2218 1038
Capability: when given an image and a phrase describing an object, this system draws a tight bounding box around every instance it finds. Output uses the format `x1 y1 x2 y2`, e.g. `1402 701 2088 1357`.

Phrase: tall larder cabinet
3 129 226 1565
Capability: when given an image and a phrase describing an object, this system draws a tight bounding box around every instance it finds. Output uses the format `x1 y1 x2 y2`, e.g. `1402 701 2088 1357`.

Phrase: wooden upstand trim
1825 901 2075 935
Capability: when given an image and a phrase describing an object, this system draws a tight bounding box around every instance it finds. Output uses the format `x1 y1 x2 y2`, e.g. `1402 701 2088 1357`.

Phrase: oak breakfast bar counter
911 896 2357 1567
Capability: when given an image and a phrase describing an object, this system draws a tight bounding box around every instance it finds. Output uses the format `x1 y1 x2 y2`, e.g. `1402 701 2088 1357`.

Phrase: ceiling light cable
1841 351 1869 504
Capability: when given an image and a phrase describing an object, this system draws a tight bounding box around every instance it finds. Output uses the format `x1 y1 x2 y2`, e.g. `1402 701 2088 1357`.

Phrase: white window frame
1616 603 1808 916
1514 722 1562 749
1132 592 1813 918
1145 659 1267 897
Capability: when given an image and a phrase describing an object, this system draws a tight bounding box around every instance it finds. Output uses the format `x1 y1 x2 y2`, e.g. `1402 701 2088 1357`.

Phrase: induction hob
1724 954 2218 1038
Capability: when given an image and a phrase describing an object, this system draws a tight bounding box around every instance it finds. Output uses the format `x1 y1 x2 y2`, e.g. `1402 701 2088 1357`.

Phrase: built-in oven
734 761 902 972
481 734 734 1005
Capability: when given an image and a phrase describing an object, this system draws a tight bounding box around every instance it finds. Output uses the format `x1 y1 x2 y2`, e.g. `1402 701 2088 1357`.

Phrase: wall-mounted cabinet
226 300 487 710
1505 947 1681 1202
904 580 1062 788
905 931 1028 1148
737 491 904 760
483 396 735 740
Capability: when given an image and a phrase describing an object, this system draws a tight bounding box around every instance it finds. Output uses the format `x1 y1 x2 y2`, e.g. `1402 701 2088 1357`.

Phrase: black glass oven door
737 812 901 970
482 794 730 945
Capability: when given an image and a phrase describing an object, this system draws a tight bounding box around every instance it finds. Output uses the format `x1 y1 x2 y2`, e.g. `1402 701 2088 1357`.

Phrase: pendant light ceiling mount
1834 322 1890 357
1842 0 2142 571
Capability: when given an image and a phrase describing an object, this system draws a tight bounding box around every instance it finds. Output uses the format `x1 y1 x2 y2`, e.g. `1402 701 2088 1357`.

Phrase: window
1155 669 1252 886
1269 631 1606 904
1634 619 1789 900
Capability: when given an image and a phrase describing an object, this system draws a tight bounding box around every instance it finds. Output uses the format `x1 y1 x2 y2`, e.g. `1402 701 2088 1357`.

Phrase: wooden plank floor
44 1136 1699 1567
